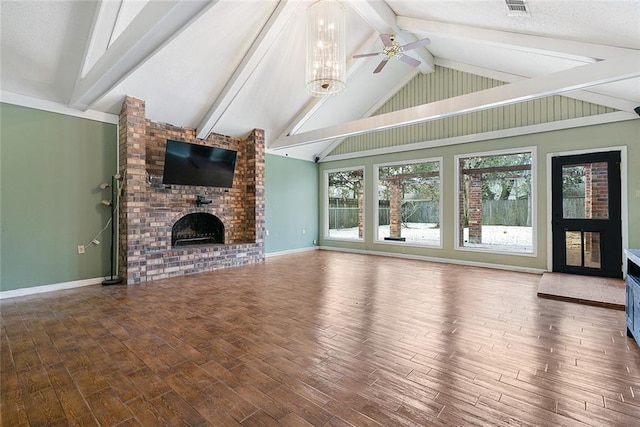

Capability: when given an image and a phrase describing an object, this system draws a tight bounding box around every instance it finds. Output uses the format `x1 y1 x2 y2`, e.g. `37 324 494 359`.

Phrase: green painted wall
1 103 117 291
319 120 640 270
265 154 318 253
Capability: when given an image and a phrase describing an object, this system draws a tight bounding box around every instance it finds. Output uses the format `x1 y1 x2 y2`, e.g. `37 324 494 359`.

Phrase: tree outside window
377 160 441 246
327 169 364 240
458 151 534 253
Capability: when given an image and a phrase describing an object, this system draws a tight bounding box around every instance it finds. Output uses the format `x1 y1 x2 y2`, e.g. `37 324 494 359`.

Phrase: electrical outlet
77 245 85 254
302 229 306 235
266 230 269 236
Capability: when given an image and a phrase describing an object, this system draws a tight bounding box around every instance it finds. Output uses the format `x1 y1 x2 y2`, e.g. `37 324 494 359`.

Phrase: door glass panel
584 231 601 269
562 162 608 219
565 231 582 267
564 230 602 269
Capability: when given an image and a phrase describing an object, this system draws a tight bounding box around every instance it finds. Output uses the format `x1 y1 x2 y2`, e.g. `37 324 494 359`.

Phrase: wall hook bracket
196 195 212 207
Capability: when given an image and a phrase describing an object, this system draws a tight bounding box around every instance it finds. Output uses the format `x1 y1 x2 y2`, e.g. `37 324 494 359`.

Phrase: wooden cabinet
626 249 640 345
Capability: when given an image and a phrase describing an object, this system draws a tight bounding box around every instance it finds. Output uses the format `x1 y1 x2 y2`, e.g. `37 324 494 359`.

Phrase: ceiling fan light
306 0 346 97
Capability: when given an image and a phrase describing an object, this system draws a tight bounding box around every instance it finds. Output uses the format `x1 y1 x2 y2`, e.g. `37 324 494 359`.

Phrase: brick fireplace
118 96 265 284
172 212 224 247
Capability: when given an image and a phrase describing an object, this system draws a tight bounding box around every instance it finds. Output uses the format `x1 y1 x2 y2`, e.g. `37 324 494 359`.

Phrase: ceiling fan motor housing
383 42 404 60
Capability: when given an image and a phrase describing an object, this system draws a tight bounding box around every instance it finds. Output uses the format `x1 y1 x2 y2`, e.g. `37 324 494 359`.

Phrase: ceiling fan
353 34 431 74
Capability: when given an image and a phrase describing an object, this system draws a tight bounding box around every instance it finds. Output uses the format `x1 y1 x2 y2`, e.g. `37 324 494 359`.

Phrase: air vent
505 0 530 16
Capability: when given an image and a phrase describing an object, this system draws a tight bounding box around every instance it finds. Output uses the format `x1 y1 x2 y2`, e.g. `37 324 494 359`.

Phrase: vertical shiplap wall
331 66 616 156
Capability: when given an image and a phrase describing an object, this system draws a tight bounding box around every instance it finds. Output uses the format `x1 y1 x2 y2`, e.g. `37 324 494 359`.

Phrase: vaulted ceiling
1 0 639 161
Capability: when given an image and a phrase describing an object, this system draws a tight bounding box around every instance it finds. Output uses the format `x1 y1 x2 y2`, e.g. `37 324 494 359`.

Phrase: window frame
324 166 366 242
454 147 537 257
373 157 443 249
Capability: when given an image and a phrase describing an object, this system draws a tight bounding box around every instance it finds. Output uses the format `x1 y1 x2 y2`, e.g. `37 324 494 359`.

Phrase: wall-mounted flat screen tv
162 139 237 188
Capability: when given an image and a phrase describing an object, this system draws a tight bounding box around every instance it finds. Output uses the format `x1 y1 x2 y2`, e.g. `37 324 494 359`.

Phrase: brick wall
459 159 465 246
584 162 609 219
118 96 265 284
584 162 608 262
357 185 364 239
389 178 402 238
467 173 483 244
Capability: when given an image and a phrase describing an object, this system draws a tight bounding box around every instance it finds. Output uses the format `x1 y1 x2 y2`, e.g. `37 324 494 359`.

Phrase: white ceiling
1 0 639 161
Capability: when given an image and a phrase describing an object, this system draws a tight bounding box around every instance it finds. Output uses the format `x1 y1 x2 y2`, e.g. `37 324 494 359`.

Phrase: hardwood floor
2 250 639 426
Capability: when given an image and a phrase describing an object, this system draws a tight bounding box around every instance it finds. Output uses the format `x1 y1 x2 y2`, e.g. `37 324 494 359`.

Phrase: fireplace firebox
172 213 224 247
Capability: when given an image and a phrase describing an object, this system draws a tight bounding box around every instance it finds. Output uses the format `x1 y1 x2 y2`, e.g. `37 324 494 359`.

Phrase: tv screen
162 139 237 188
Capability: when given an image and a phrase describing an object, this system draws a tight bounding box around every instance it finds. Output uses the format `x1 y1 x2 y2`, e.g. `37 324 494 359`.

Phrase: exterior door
551 151 622 278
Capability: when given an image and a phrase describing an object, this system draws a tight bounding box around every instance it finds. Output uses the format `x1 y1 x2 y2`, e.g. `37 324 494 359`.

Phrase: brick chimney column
118 96 148 284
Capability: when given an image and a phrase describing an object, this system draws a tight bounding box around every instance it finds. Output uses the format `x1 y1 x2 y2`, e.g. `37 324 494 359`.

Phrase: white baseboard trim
265 246 319 258
318 246 546 275
0 277 104 300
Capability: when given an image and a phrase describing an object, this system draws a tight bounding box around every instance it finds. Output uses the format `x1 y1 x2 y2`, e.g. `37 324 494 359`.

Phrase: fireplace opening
172 213 224 247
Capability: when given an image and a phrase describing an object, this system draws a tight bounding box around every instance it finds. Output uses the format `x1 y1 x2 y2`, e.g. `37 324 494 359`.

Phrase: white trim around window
373 157 443 249
324 166 366 242
454 146 538 257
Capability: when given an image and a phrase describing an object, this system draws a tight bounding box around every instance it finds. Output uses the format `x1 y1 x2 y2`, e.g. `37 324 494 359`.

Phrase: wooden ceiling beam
270 51 640 149
69 0 216 110
270 31 381 149
196 0 301 140
435 58 640 113
77 0 123 80
397 16 636 62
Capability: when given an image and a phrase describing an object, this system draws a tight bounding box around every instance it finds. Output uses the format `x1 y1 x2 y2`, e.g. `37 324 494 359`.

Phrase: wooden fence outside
329 198 586 228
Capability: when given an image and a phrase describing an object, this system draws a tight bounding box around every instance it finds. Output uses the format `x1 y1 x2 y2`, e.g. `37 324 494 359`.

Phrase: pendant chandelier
306 0 346 97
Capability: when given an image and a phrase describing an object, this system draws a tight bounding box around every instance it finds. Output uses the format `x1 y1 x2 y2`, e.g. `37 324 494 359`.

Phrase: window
456 149 535 254
326 168 364 240
562 162 609 219
376 159 441 247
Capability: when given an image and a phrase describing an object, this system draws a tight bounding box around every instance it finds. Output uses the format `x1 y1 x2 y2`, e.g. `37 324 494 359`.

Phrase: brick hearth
118 96 265 284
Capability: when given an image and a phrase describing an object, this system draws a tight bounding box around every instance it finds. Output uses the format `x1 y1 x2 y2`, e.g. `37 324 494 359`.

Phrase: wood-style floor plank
1 250 639 426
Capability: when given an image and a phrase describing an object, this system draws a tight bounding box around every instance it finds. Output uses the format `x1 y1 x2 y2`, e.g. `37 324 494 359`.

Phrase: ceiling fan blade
353 52 381 58
379 34 393 47
401 38 431 51
373 59 389 74
399 55 421 68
